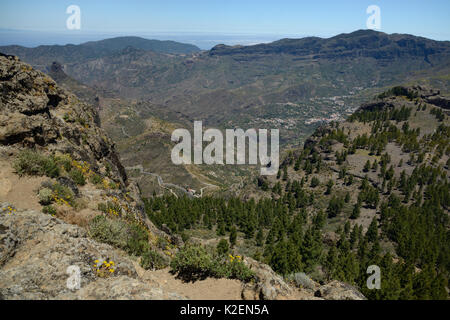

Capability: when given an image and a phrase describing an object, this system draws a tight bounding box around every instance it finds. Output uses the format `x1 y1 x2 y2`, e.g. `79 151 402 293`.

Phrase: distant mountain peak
208 30 450 60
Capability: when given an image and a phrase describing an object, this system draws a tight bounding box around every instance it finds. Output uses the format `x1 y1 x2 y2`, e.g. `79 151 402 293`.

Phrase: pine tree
282 166 288 181
229 226 237 247
349 225 359 249
324 246 338 280
325 179 334 195
344 192 351 203
256 229 264 247
366 217 378 243
270 239 289 275
344 221 351 235
364 160 371 172
216 239 229 256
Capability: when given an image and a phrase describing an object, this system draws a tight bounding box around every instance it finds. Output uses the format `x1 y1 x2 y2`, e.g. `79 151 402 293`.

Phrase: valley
0 29 449 301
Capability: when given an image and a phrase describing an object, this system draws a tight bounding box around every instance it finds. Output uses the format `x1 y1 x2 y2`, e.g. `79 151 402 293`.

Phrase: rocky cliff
0 53 126 184
0 53 179 299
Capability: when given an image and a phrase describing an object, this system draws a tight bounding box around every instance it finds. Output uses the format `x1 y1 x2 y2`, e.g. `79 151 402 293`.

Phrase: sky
0 0 449 49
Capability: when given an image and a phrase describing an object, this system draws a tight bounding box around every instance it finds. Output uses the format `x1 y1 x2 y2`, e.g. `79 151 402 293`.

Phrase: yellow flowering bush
2 205 17 215
102 178 110 189
98 201 122 217
101 178 119 190
37 182 74 208
51 183 74 207
42 205 57 216
93 259 116 278
170 244 255 282
228 254 242 263
71 160 94 178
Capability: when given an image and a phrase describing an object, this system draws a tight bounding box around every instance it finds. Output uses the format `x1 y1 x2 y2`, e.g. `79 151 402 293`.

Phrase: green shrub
216 239 230 256
310 177 320 188
156 237 169 250
69 168 86 186
108 181 119 189
209 258 231 278
51 182 75 206
170 244 255 282
55 155 72 173
227 260 255 282
170 244 213 280
88 215 149 256
126 223 150 256
98 201 122 216
88 215 129 249
38 188 53 205
141 250 169 270
13 150 60 178
90 174 103 185
42 205 57 216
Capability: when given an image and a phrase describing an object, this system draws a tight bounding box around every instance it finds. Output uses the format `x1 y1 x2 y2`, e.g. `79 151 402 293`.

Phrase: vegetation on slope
142 86 449 299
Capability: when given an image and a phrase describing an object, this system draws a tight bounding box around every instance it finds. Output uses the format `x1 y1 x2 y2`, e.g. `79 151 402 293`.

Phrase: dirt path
125 164 220 198
0 160 44 211
135 266 243 300
125 164 189 198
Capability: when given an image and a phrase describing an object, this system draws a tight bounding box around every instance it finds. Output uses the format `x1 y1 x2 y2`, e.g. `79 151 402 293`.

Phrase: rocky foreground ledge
0 203 364 300
0 203 185 300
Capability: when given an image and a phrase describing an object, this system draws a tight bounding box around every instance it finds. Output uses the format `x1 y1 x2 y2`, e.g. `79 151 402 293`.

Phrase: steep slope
0 53 127 185
142 84 449 300
257 85 450 299
0 53 180 299
41 61 241 198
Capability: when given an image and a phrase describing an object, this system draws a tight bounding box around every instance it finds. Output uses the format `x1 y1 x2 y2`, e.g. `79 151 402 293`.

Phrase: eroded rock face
242 257 293 300
241 257 365 300
0 53 127 186
314 281 366 300
0 203 185 300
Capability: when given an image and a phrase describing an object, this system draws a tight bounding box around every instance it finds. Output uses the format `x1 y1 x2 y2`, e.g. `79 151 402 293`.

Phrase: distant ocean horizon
0 29 309 50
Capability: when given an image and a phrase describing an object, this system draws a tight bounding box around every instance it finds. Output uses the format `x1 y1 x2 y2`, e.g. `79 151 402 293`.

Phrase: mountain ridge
209 29 450 62
0 36 201 67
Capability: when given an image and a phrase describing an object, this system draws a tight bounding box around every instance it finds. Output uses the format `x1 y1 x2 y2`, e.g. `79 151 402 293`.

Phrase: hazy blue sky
1 0 449 48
